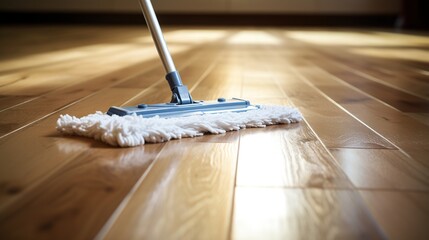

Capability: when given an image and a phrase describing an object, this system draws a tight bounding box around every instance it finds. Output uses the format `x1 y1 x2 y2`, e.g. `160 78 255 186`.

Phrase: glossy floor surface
0 25 428 239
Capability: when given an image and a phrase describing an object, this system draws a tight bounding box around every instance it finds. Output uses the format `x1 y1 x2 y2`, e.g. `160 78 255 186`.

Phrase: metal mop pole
138 0 193 104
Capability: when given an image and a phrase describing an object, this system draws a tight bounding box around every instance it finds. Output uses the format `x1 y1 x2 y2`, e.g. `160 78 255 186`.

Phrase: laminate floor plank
0 44 161 96
0 28 227 110
272 65 395 149
0 41 150 74
338 100 429 164
0 46 202 137
118 46 233 107
360 191 429 240
0 95 35 111
103 141 239 240
0 26 149 65
229 42 396 150
237 123 352 188
118 48 220 103
240 30 429 197
0 40 228 240
101 44 244 239
234 47 395 188
337 62 429 100
232 188 385 240
0 144 163 240
295 66 429 164
313 61 429 113
240 52 287 100
407 113 429 126
0 88 143 214
315 50 429 100
331 149 429 191
0 60 159 136
0 27 191 110
190 61 243 100
231 44 352 188
283 30 429 100
121 49 225 107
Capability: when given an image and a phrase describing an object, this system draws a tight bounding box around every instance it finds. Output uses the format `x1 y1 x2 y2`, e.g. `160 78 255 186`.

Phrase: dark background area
400 0 429 29
0 0 427 30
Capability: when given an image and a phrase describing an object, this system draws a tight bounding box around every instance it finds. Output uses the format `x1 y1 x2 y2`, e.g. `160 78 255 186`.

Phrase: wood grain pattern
273 65 396 149
230 41 396 150
309 76 429 163
124 49 223 105
232 188 385 240
0 145 162 240
237 124 352 188
0 47 201 138
103 141 239 240
0 41 163 92
337 62 429 100
283 30 429 100
337 99 429 165
103 45 242 239
317 63 429 113
0 26 149 69
190 60 243 100
0 30 230 240
289 64 429 164
0 88 143 213
318 50 429 100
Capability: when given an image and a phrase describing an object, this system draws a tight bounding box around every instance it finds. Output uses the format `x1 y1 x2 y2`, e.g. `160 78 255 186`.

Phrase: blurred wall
0 0 401 14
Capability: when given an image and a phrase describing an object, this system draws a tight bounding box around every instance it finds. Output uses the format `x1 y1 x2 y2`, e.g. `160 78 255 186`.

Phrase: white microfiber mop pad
56 105 302 147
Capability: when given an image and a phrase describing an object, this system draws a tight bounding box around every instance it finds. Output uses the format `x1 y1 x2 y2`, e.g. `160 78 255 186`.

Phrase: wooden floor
0 25 428 240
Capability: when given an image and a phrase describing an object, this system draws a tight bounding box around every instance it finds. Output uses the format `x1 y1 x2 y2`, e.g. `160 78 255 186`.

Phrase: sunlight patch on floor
162 30 228 44
0 44 191 95
285 31 429 47
228 31 281 45
350 48 429 63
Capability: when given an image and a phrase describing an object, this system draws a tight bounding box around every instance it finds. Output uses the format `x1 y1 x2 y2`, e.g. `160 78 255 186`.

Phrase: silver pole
138 0 176 73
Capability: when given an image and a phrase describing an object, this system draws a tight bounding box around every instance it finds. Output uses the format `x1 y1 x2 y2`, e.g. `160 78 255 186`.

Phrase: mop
56 0 302 147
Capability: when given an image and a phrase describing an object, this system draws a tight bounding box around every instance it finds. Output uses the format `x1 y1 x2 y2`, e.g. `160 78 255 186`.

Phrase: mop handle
138 0 176 73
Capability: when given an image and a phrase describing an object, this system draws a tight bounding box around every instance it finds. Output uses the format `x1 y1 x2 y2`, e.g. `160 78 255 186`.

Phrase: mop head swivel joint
107 71 260 118
166 71 193 104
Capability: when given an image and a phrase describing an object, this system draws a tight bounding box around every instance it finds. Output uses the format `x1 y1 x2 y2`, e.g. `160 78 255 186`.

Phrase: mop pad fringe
56 105 302 147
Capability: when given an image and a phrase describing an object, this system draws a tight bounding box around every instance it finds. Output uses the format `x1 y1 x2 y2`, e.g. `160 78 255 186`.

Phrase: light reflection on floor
228 31 281 45
285 31 429 47
350 48 429 63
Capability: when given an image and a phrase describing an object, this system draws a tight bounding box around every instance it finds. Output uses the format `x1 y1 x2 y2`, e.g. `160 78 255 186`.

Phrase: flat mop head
57 105 302 147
